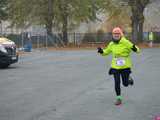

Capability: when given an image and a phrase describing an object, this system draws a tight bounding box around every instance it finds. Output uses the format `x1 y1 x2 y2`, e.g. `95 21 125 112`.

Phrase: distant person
149 31 154 47
97 27 140 105
24 32 32 52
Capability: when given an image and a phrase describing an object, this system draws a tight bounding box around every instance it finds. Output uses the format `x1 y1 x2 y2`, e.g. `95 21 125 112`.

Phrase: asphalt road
0 49 160 120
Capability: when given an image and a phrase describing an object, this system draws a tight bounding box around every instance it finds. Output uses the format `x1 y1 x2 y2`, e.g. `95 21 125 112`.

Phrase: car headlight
0 44 7 53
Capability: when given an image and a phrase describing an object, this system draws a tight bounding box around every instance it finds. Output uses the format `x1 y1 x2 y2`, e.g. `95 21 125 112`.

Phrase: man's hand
97 47 103 54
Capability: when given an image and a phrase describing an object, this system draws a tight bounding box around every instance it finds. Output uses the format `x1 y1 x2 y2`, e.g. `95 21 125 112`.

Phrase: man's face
112 33 121 40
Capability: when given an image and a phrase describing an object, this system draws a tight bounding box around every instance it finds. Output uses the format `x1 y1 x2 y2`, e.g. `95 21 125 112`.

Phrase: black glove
97 47 103 54
131 44 137 52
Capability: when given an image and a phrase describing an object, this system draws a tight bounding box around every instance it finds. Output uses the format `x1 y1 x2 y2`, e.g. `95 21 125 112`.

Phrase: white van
0 37 18 68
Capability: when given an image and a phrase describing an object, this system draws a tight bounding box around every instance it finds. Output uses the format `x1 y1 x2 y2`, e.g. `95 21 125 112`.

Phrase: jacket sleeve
101 43 112 56
125 39 140 53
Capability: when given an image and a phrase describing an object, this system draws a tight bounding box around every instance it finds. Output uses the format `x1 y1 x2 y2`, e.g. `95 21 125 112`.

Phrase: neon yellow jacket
101 37 140 69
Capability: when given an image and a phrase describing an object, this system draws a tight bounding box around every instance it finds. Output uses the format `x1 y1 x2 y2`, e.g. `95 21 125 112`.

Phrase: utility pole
0 21 2 35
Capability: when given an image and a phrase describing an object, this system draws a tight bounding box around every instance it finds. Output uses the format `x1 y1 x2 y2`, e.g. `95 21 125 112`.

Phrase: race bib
116 58 126 66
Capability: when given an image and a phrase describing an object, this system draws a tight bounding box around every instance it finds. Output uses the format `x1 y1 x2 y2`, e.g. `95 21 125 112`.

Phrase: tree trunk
46 0 53 35
138 20 144 43
132 21 139 43
62 18 68 45
61 1 68 45
0 21 2 35
46 21 53 36
131 14 139 43
129 0 149 43
137 5 145 43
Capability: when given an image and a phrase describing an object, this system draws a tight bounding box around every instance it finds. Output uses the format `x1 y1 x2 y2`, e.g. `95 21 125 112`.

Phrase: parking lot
0 48 160 120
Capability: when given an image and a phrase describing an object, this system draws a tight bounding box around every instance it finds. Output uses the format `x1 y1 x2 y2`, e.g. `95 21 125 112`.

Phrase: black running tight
109 68 131 96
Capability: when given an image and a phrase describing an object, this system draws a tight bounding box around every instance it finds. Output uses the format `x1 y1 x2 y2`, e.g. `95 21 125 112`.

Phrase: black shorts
108 68 131 75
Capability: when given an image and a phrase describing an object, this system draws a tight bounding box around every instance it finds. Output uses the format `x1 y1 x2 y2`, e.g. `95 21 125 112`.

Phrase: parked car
0 37 18 68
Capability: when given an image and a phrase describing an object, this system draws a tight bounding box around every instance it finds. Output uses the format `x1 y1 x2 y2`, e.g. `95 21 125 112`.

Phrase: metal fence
5 33 112 48
4 32 160 49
